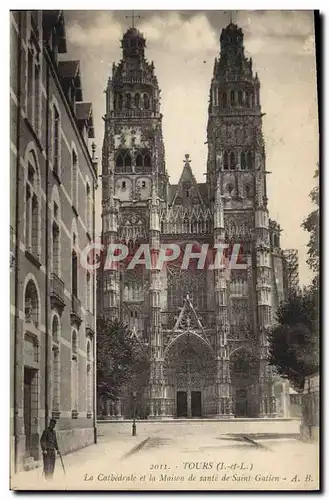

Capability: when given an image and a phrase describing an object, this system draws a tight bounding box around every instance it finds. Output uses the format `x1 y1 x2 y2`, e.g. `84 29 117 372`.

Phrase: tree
302 167 319 283
96 317 150 414
268 286 319 391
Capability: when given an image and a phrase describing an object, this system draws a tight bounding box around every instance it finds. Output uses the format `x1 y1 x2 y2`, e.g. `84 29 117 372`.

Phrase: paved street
11 421 319 491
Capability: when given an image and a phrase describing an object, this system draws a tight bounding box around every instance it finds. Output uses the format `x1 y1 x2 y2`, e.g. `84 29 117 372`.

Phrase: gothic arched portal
163 333 216 418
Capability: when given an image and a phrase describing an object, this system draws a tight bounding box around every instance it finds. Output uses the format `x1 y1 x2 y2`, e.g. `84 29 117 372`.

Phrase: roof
58 60 80 79
75 102 95 139
58 60 83 102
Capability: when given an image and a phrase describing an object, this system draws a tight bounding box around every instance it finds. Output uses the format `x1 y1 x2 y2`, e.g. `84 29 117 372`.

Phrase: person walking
40 418 60 480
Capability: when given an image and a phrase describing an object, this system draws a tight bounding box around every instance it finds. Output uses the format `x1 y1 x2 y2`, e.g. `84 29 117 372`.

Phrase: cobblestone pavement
11 421 319 491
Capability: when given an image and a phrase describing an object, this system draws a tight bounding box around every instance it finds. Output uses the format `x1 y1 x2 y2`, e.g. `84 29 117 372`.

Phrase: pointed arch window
223 151 229 170
230 151 236 170
222 92 227 108
247 151 253 170
144 152 151 168
135 149 152 172
143 93 150 109
241 152 246 170
115 150 132 173
136 152 143 168
125 93 131 109
245 92 250 108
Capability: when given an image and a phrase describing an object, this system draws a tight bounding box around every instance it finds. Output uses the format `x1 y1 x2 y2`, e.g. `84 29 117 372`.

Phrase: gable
170 155 205 208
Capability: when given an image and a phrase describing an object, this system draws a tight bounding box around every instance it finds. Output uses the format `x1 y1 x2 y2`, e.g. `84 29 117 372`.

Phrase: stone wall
300 373 319 442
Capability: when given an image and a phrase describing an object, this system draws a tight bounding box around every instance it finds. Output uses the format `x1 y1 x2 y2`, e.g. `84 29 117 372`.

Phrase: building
98 22 298 419
10 10 98 472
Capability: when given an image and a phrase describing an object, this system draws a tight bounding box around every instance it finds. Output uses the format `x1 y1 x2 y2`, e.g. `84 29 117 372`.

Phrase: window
245 184 251 198
144 153 151 168
230 90 235 107
222 92 227 108
247 151 253 170
71 331 78 413
25 151 40 256
27 43 40 132
238 91 243 106
24 279 39 325
141 181 146 188
72 248 78 297
143 93 150 109
52 106 60 176
86 183 92 236
186 189 189 198
52 221 60 276
241 152 246 170
134 94 140 108
115 150 132 173
52 316 60 415
86 271 91 312
122 181 126 189
136 153 143 168
135 149 152 172
72 148 78 208
223 152 229 170
86 342 92 416
126 93 131 109
230 152 236 170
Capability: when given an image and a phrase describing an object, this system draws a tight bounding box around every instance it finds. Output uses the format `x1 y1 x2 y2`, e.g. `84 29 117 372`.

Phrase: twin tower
99 22 287 420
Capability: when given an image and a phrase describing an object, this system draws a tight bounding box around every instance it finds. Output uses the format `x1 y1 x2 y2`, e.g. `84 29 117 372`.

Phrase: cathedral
98 20 297 419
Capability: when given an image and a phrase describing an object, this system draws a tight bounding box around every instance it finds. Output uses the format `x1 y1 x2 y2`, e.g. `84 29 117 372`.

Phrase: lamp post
132 391 137 436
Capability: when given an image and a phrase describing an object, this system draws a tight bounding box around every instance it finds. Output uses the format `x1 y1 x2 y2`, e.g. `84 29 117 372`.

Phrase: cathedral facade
98 22 295 419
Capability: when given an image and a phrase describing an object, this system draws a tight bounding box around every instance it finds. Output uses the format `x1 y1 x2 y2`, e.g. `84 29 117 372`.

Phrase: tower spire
125 10 141 29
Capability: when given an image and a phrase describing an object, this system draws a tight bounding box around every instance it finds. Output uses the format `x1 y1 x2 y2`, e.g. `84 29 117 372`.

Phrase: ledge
25 250 42 269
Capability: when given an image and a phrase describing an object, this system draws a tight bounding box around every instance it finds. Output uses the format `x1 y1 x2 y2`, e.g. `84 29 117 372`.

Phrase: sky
61 10 319 286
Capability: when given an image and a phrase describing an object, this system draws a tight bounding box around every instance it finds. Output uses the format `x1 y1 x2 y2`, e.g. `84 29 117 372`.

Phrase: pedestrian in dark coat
40 418 59 479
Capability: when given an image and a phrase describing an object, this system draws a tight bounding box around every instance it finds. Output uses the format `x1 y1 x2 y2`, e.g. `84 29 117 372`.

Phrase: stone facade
10 10 98 472
98 23 297 419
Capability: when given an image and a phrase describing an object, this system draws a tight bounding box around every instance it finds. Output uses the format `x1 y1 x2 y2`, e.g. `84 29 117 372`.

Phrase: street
11 420 319 491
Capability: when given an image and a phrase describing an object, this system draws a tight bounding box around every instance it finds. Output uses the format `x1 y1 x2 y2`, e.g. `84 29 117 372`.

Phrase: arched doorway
164 333 216 418
230 348 259 417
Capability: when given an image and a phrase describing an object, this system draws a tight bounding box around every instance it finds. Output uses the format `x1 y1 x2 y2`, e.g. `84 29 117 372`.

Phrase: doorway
235 388 248 417
177 391 187 417
24 367 36 456
191 391 202 417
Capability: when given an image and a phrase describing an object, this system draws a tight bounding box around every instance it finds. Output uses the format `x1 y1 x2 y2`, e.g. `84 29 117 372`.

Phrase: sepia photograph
9 8 320 491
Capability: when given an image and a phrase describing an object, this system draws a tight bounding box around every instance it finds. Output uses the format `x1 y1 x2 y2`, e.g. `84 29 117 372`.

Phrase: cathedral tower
207 22 275 417
99 24 166 417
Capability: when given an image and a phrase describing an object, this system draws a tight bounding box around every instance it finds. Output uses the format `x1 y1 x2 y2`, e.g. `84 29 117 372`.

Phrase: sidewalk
10 434 147 491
